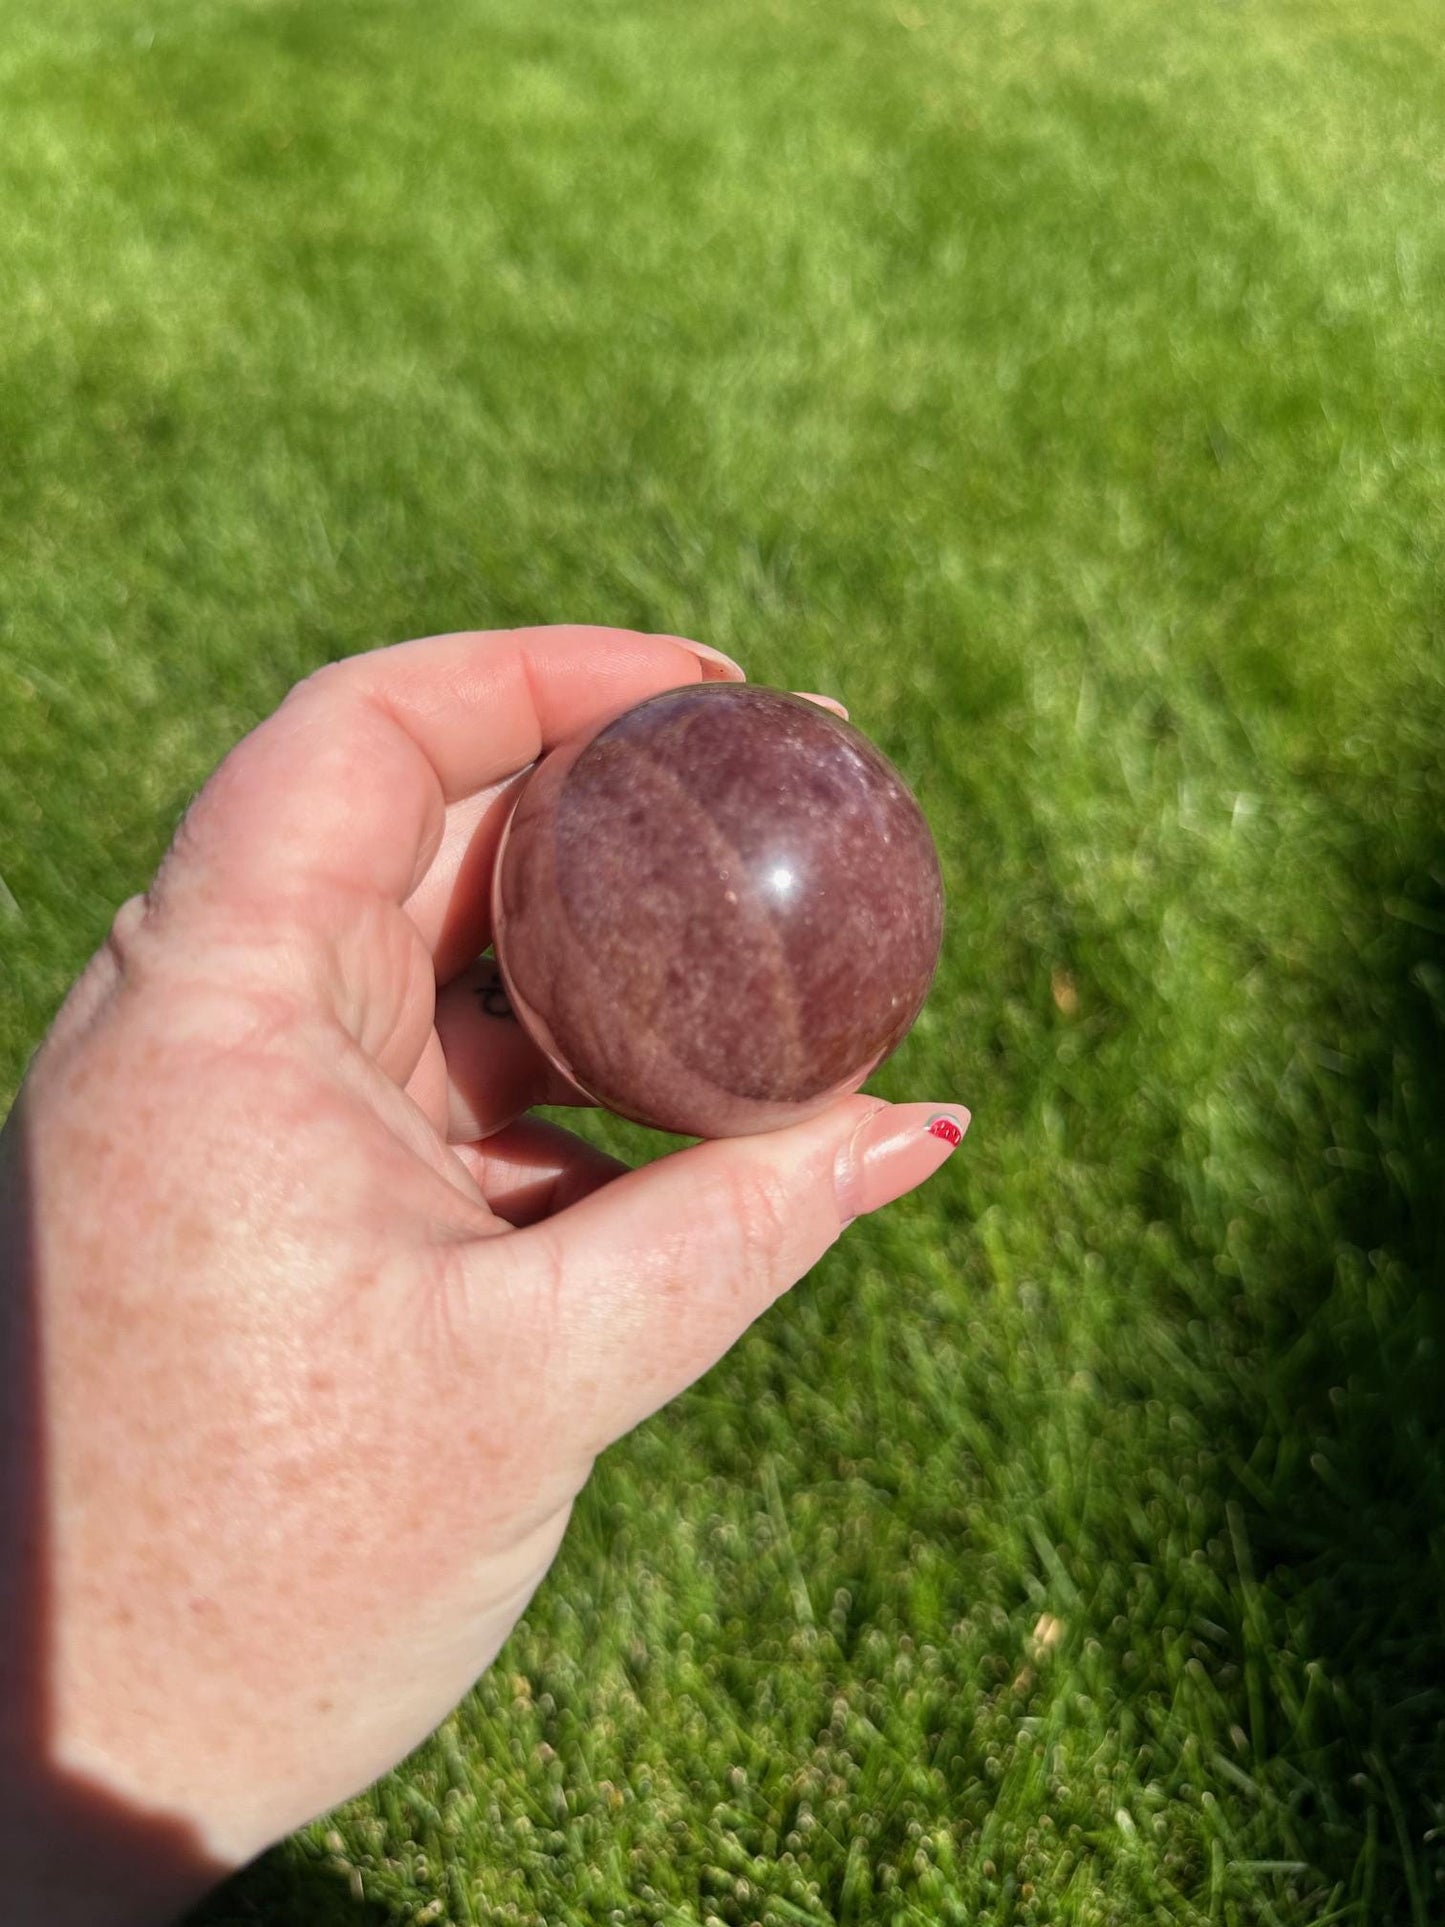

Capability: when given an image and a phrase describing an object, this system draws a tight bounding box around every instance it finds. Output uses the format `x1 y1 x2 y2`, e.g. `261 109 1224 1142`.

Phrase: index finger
151 627 743 920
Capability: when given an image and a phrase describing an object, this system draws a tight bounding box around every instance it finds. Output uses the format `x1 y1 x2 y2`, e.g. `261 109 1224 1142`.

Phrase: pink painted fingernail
672 637 747 681
794 691 850 720
835 1101 971 1225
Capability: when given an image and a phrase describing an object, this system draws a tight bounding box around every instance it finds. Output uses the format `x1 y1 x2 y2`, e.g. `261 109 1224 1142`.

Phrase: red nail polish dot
928 1115 963 1147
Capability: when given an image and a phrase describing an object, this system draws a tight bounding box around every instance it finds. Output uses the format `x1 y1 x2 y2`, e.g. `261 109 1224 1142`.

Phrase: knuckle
286 656 349 705
106 891 159 974
105 883 315 1046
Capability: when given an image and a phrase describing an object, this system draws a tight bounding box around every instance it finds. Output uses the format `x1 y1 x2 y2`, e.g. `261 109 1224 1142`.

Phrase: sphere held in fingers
492 683 944 1138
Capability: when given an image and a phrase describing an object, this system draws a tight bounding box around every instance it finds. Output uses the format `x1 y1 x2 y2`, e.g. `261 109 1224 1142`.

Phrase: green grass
3 0 1444 1919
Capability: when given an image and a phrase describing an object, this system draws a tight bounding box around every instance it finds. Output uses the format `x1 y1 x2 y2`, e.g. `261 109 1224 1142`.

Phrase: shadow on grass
1219 797 1445 1915
184 1838 399 1927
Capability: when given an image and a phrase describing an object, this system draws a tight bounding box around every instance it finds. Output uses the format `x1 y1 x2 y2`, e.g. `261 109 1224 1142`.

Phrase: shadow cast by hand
183 1837 399 1926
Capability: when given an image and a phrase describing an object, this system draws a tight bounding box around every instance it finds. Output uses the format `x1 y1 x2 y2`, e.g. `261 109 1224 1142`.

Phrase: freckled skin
3 958 579 1887
0 628 965 1923
494 686 944 1136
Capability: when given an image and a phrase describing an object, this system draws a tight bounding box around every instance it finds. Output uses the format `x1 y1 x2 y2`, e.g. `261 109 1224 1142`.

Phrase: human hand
0 627 968 1924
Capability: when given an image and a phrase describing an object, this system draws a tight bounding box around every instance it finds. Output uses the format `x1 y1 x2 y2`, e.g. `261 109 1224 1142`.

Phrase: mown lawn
2 0 1442 1920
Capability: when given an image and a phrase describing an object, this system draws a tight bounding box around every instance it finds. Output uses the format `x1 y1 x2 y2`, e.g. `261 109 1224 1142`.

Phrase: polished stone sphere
491 683 944 1137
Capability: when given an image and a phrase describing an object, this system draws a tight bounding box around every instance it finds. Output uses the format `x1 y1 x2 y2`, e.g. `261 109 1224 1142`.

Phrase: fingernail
672 637 747 682
835 1101 970 1225
794 691 849 720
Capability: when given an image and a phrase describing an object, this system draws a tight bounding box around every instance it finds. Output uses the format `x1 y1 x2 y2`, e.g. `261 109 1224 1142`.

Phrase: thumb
509 1096 969 1454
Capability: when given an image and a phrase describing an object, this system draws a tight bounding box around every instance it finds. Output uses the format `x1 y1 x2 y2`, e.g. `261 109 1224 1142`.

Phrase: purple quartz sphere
491 683 944 1138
